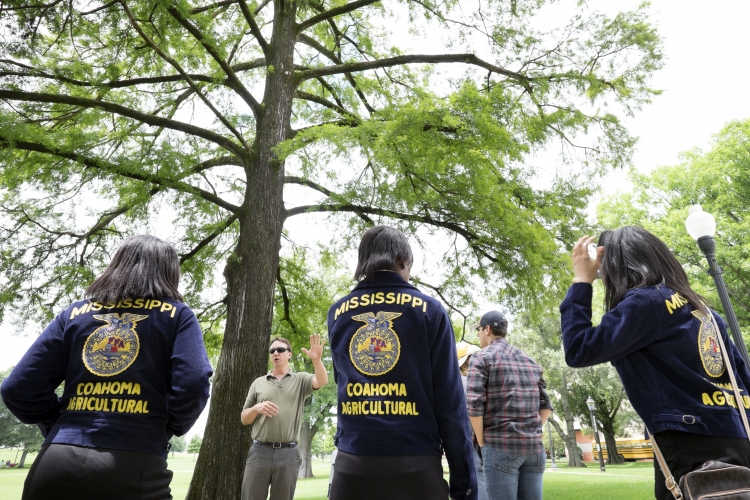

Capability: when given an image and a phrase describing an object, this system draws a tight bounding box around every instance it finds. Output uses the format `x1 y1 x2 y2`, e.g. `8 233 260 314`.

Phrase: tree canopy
0 0 662 496
598 118 750 334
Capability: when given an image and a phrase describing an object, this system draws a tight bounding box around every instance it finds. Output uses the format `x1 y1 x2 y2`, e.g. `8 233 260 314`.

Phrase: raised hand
571 235 604 284
301 334 325 362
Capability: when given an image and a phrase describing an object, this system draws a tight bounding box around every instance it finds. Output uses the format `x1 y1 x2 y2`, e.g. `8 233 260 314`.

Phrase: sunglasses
269 347 290 354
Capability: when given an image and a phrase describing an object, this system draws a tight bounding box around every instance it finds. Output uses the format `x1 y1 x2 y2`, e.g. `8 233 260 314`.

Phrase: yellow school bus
592 438 653 462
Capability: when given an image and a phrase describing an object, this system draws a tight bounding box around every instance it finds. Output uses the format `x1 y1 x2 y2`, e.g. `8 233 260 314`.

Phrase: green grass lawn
544 461 655 500
0 452 655 500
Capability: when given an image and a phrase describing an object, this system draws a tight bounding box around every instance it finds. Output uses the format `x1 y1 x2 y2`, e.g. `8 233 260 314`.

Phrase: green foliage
598 118 750 335
187 435 203 455
0 368 45 452
169 435 187 454
311 424 335 456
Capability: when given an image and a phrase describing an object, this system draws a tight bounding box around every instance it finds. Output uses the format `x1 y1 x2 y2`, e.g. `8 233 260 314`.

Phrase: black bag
651 311 750 500
678 461 750 499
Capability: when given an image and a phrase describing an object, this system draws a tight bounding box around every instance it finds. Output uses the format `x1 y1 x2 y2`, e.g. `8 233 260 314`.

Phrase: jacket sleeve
167 307 213 437
1 311 66 429
560 283 662 367
430 304 477 500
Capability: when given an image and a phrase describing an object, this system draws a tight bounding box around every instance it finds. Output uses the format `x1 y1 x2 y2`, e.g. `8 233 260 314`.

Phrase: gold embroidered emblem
349 312 402 376
693 310 726 378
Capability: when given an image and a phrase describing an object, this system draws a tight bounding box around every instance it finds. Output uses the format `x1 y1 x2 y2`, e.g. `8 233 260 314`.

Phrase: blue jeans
474 447 488 500
480 446 545 500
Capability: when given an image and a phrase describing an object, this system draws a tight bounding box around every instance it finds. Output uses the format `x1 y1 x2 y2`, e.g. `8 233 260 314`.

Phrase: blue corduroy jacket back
328 272 477 500
1 297 213 458
561 283 750 438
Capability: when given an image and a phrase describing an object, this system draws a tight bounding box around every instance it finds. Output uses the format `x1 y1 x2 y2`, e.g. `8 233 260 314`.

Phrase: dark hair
86 235 183 303
270 337 292 351
598 226 705 312
489 324 508 338
354 226 414 282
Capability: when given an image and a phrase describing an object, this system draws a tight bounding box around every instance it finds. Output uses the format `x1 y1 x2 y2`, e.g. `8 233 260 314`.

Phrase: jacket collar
352 271 419 292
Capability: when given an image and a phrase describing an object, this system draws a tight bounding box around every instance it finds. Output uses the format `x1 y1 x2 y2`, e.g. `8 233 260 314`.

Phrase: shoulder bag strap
649 432 683 499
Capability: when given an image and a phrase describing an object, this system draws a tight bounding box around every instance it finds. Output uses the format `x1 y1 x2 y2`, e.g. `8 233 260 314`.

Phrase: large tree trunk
18 448 28 468
559 372 584 467
298 418 319 479
186 4 298 499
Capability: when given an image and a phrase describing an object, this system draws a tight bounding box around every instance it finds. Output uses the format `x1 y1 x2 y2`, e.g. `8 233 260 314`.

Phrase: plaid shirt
466 337 552 455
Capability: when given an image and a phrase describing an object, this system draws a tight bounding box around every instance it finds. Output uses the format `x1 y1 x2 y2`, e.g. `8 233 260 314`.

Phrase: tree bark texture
559 372 584 467
297 419 319 479
186 3 298 499
18 448 28 468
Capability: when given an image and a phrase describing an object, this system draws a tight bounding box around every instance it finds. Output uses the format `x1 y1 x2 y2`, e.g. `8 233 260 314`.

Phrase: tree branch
296 54 531 88
9 94 241 158
191 0 236 14
236 0 269 57
297 0 381 33
297 33 374 114
121 0 253 150
0 90 247 157
287 203 501 263
166 5 262 115
276 264 299 336
179 214 240 264
294 90 359 120
283 177 373 223
0 136 241 214
0 58 273 88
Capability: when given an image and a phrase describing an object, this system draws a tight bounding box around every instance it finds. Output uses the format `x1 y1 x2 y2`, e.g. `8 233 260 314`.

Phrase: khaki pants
241 443 301 500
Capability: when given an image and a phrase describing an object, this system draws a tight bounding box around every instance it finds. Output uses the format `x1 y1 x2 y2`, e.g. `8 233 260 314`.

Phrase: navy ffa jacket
1 297 212 458
561 283 750 438
328 271 477 500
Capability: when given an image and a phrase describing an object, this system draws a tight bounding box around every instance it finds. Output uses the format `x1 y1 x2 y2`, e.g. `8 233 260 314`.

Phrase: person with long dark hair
1 234 213 500
327 225 477 500
560 226 750 500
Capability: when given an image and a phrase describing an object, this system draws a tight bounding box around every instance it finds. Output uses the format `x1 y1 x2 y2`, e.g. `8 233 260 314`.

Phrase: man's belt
254 440 297 448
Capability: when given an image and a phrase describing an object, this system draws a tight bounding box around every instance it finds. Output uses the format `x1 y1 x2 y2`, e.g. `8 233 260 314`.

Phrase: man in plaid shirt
466 311 553 500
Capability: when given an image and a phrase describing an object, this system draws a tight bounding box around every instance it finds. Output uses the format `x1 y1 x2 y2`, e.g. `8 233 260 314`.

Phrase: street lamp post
685 204 750 365
547 420 559 469
586 396 606 472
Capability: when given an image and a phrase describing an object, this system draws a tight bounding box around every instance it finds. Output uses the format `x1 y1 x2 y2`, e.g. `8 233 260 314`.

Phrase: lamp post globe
684 204 750 365
586 396 606 472
685 204 716 240
586 396 595 412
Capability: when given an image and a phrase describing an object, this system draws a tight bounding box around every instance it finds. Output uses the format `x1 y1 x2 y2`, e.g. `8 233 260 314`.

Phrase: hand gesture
301 334 325 362
254 401 279 418
571 235 603 284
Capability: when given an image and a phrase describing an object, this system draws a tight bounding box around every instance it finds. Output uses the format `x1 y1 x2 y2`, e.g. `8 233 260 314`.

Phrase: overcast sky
2 0 750 439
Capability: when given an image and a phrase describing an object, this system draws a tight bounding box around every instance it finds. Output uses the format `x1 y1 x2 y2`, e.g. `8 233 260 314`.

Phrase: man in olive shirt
241 335 328 500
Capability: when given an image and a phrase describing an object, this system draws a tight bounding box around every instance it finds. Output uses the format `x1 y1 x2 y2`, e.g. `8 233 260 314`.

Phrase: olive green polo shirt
243 370 315 443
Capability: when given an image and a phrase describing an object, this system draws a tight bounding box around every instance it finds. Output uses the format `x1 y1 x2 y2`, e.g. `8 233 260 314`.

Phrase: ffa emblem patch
693 310 726 378
82 313 147 377
349 312 402 376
